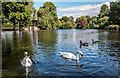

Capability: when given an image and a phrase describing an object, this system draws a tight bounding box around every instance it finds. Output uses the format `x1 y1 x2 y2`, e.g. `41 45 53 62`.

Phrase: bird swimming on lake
60 51 83 61
80 40 88 46
21 52 32 67
92 39 100 43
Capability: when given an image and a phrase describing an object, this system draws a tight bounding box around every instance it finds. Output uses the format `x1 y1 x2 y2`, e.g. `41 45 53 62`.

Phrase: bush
107 25 120 31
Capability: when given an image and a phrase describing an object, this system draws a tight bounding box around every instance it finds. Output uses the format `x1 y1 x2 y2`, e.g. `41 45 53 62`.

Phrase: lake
1 29 119 77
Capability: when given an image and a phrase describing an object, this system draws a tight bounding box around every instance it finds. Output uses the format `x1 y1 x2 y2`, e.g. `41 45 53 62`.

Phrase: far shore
1 27 120 32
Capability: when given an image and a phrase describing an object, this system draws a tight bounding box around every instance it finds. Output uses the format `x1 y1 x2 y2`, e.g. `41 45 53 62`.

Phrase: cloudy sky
33 0 115 20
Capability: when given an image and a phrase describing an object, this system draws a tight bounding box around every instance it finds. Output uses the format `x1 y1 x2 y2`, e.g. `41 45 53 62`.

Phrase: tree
76 16 87 29
70 16 74 21
60 16 76 29
98 16 109 29
86 16 97 29
61 16 70 22
85 16 91 23
37 2 59 30
37 2 57 17
98 4 109 18
43 2 56 13
108 2 120 25
78 18 87 27
2 2 35 30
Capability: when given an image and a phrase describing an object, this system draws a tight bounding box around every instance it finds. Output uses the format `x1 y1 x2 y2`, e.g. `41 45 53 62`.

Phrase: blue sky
33 0 115 2
33 0 115 19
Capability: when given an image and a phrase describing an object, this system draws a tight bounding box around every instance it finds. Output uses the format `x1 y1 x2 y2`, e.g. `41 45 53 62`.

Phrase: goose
92 39 100 43
80 40 88 46
60 51 83 61
21 52 32 67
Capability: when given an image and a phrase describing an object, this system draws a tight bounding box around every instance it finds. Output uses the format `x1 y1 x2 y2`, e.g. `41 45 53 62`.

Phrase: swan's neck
76 53 79 61
25 56 28 64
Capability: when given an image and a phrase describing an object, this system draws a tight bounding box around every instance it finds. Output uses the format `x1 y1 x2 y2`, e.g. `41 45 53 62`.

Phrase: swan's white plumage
60 52 77 60
21 56 32 67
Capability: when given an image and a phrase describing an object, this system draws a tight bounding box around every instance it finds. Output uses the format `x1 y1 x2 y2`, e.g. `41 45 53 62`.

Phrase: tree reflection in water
1 29 119 77
2 31 33 71
98 30 119 61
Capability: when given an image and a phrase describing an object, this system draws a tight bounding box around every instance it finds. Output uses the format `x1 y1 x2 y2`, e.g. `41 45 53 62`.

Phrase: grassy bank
105 25 120 31
2 27 19 29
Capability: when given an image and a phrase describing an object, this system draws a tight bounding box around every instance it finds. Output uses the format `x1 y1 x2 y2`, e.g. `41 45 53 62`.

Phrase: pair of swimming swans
21 51 83 67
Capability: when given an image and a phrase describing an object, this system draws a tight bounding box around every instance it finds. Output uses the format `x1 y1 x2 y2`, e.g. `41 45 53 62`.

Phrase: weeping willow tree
37 2 61 30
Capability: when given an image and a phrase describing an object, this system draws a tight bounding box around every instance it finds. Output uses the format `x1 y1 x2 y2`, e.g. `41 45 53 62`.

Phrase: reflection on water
2 29 119 77
26 68 29 78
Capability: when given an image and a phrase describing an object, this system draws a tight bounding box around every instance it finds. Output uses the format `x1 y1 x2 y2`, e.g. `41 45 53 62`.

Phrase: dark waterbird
92 39 100 43
80 40 88 46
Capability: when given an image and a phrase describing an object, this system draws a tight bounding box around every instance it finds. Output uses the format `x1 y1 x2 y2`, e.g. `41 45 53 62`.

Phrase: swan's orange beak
81 55 83 58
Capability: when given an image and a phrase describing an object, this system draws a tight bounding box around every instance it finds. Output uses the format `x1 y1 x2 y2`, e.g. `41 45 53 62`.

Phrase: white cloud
57 2 110 20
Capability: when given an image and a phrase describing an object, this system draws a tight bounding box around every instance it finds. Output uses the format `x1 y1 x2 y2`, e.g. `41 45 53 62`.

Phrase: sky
33 0 116 20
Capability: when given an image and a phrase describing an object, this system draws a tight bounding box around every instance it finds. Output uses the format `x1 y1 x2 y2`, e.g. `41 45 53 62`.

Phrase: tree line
2 1 120 31
2 2 35 30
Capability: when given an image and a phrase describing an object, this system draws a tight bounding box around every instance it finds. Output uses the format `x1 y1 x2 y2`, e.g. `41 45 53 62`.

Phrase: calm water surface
1 29 119 77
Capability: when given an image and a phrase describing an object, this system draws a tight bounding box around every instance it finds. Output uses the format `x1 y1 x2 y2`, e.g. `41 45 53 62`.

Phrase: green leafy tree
97 4 110 29
98 16 109 29
70 16 74 21
37 2 60 30
61 16 70 22
108 2 120 25
60 16 76 29
85 16 91 23
2 2 35 30
98 4 109 18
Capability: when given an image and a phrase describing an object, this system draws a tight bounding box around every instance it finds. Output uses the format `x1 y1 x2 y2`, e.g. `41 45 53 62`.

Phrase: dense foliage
75 2 120 30
2 1 120 31
37 2 76 29
97 2 120 30
2 2 35 30
108 2 120 25
37 2 59 29
76 16 87 29
59 16 76 29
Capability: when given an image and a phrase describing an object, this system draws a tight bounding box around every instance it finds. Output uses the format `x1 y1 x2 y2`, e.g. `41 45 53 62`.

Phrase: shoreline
1 24 119 31
1 28 120 32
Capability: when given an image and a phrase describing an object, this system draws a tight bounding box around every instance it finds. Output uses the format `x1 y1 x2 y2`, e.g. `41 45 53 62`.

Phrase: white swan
21 52 32 67
60 51 83 61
